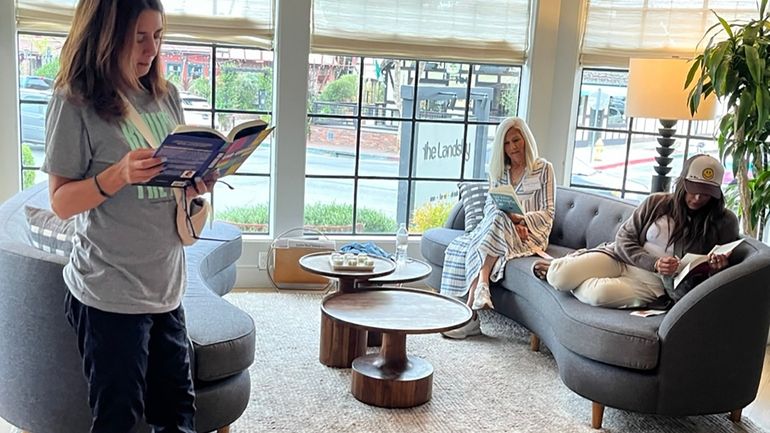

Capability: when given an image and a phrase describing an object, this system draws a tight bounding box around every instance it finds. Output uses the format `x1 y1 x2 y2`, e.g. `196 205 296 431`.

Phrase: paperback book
488 184 525 214
672 238 744 288
145 119 274 188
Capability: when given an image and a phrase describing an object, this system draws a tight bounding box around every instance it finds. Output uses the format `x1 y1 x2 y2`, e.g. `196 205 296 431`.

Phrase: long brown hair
55 0 168 121
656 155 728 251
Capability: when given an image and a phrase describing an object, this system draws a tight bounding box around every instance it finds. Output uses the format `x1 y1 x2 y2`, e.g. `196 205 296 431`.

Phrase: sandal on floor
532 260 550 281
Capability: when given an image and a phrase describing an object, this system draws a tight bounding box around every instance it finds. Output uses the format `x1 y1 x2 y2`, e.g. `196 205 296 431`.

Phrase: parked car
606 96 626 126
19 88 50 147
179 92 211 126
19 75 54 92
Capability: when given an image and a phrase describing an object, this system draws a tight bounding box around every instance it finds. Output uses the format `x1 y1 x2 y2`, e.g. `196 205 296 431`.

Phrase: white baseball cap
683 154 725 199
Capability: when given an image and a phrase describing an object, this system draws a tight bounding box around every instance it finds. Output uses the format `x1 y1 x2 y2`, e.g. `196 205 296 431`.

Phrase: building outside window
305 55 521 235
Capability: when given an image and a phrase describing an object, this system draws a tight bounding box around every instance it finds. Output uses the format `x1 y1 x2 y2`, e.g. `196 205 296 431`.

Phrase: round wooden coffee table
357 258 433 347
299 251 396 368
322 288 472 408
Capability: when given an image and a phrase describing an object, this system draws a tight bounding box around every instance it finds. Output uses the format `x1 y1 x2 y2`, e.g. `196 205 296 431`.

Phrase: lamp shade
626 58 717 121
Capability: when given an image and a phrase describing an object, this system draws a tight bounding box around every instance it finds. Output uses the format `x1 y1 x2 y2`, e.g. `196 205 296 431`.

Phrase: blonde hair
488 117 540 183
56 0 168 121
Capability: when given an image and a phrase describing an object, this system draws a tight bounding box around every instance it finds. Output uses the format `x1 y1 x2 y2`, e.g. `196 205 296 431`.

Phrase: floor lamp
626 58 717 193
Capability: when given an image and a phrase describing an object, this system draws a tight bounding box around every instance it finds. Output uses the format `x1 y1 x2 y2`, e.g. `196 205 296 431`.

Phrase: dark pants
65 292 196 433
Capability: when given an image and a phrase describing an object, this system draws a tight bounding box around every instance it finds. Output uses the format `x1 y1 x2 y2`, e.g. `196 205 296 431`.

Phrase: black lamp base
651 175 671 193
651 119 678 193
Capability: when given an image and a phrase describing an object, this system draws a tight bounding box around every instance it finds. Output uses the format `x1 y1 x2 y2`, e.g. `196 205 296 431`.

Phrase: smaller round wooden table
299 252 396 368
362 258 432 286
322 289 472 408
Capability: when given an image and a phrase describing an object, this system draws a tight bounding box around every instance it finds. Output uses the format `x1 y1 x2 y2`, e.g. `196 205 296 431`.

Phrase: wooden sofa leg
217 426 231 433
530 333 540 352
730 409 742 423
592 402 605 429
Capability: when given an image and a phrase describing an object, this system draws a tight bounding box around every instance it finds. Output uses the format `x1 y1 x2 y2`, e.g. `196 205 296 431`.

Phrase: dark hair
659 155 727 251
56 0 167 121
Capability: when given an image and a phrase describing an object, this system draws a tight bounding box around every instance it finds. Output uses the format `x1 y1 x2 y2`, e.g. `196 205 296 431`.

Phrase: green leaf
688 89 699 114
761 0 768 19
714 10 735 38
715 58 730 95
745 45 763 82
738 90 754 129
685 58 701 89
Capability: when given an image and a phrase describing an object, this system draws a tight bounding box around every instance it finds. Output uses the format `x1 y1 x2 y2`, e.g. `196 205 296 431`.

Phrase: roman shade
581 0 758 67
16 0 274 49
311 0 532 64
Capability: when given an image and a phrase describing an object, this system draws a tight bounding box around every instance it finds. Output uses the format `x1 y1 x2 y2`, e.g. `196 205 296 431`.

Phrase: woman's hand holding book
707 252 730 272
655 256 680 276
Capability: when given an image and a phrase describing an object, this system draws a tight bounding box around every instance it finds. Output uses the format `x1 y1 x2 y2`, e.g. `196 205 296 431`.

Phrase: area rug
221 291 765 433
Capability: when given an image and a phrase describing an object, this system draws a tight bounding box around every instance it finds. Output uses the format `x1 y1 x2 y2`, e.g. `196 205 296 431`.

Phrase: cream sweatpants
546 252 664 309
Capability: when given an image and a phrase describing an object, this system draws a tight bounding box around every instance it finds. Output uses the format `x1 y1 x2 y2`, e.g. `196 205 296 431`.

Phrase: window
572 1 754 201
571 68 727 201
306 0 532 234
16 34 274 233
305 55 521 234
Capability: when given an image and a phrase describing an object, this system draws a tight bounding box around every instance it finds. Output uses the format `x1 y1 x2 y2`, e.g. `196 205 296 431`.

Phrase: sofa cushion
184 291 255 382
183 222 254 382
24 206 74 257
497 253 663 370
421 227 464 266
550 187 635 250
458 181 488 233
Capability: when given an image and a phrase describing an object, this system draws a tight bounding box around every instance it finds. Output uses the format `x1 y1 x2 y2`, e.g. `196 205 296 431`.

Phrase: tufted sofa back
444 186 637 250
549 187 636 250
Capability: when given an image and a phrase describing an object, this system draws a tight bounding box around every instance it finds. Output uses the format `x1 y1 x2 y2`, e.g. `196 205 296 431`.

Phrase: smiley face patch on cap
683 154 724 199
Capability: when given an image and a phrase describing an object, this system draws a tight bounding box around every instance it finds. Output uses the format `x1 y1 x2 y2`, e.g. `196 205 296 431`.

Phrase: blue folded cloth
339 242 392 259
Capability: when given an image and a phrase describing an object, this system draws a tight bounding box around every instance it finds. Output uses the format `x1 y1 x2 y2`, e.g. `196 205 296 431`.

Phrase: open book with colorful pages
145 119 274 188
487 184 524 214
673 238 744 288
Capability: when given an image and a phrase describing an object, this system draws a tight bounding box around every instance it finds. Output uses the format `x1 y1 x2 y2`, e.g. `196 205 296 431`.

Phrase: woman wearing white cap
532 154 739 309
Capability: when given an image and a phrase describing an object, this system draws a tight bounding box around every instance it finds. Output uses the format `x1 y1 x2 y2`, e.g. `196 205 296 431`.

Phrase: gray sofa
0 183 256 433
422 185 770 428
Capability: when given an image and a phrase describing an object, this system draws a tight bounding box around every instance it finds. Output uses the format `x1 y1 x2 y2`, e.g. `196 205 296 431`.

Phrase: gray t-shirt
42 85 187 314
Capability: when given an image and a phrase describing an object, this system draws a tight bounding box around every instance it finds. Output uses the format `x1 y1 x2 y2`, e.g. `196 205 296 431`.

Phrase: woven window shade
311 0 532 64
581 0 759 67
15 0 274 49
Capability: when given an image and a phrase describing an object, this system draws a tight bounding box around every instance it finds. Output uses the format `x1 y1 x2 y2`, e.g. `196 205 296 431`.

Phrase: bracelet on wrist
94 174 113 199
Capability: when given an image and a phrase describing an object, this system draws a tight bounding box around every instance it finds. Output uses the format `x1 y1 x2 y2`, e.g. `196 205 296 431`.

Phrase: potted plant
687 0 770 239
